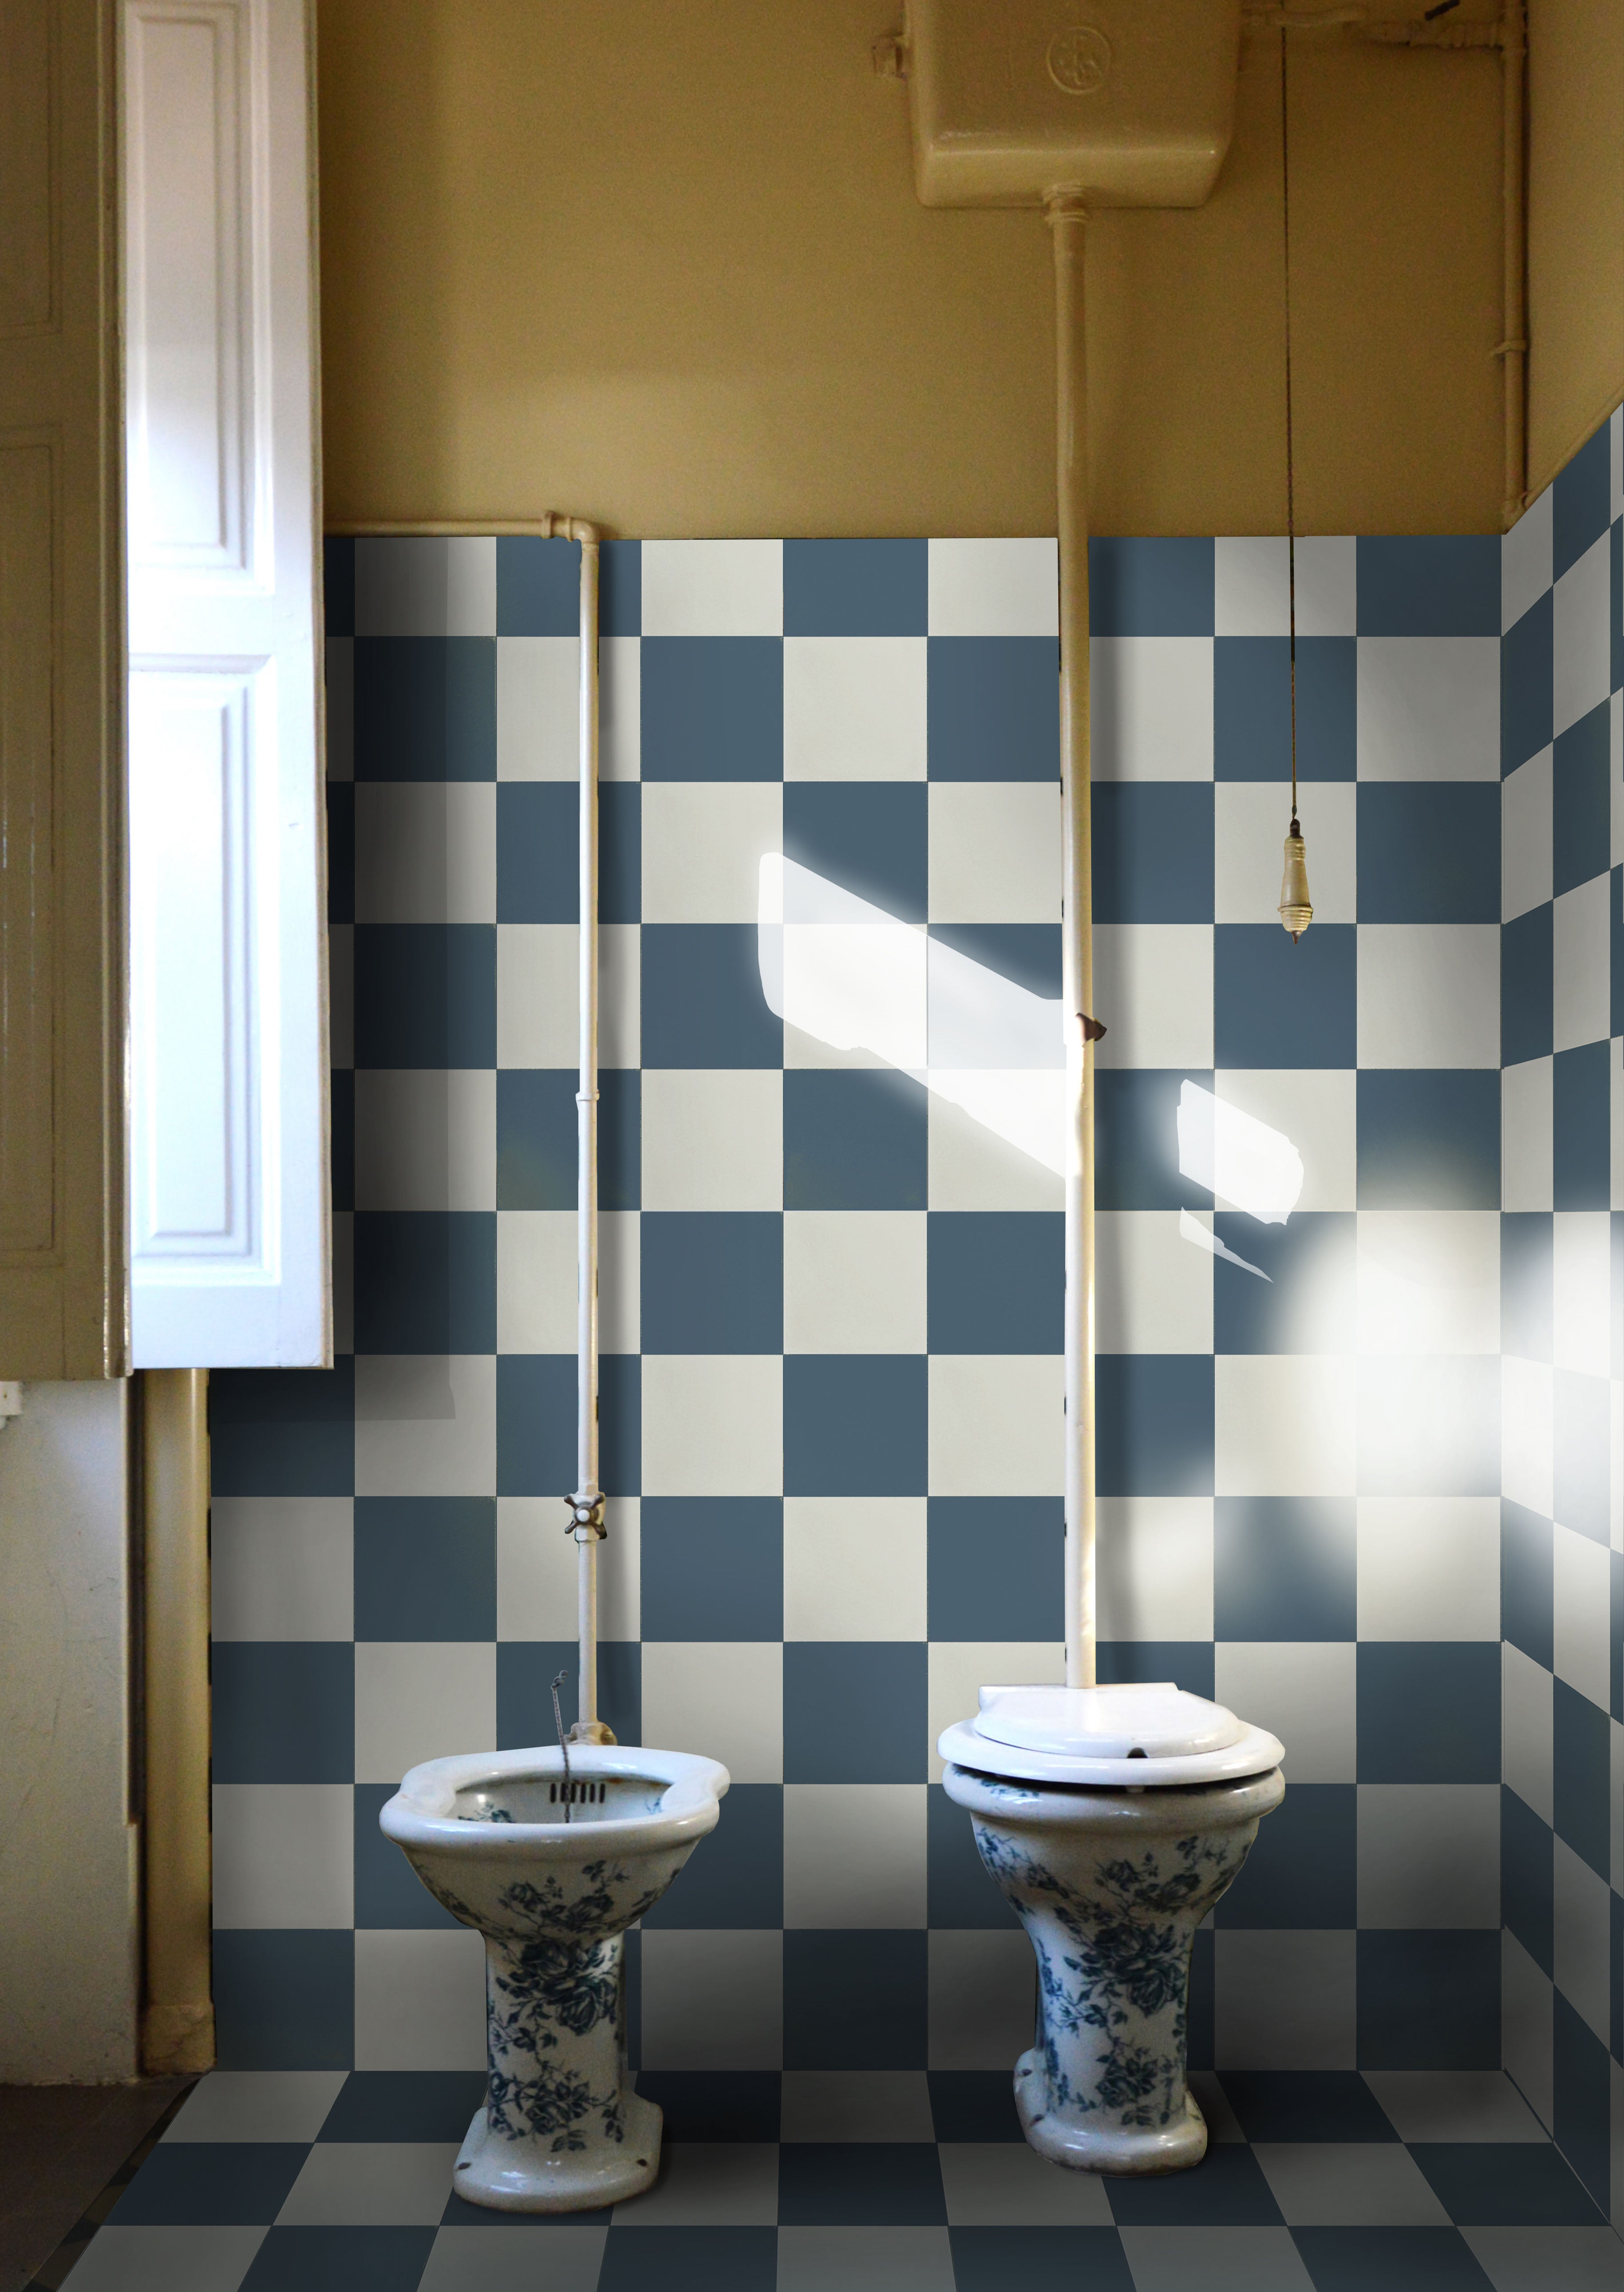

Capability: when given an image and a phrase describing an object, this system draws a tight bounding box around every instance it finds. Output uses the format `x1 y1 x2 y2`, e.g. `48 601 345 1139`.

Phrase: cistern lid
939 1680 1283 1788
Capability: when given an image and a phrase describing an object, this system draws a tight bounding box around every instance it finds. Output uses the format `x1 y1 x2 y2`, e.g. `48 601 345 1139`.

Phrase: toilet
381 1741 729 2211
940 1681 1283 2175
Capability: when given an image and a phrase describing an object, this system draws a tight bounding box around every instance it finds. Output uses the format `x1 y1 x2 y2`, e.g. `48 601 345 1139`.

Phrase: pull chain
1276 28 1314 944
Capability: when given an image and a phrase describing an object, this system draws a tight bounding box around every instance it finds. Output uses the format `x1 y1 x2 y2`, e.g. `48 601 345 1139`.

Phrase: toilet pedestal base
1015 2047 1208 2175
453 2089 661 2213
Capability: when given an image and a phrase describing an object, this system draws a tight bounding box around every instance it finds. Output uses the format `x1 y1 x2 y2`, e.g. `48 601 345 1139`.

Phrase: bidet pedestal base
453 2090 661 2213
1015 2048 1207 2175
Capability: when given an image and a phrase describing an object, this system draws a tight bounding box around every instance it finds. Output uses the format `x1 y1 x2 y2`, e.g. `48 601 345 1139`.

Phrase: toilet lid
940 1680 1283 1788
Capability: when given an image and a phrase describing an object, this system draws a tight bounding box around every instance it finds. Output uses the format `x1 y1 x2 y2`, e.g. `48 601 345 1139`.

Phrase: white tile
640 1355 782 1496
1252 2142 1449 2228
1466 2225 1624 2292
1502 486 1554 633
925 938 1062 1073
927 1642 1064 1783
1553 1836 1612 2045
212 1786 353 1930
498 1211 577 1354
1356 1784 1499 1927
1216 783 1355 926
782 1497 927 1641
63 2227 267 2292
1553 874 1612 1051
1553 1520 1612 1709
927 1090 1063 1211
1503 1058 1554 1211
1089 636 1214 780
601 634 640 781
354 537 495 636
927 1931 1033 2068
1614 1037 1624 1212
610 2142 778 2226
354 1355 497 1497
1501 1355 1554 1516
163 2071 348 2145
783 637 928 781
1614 406 1624 520
1356 925 1499 1068
497 1494 638 1643
353 1642 496 1786
1294 537 1358 637
1215 538 1290 636
1615 693 1624 871
1356 1212 1500 1356
640 540 782 636
641 1069 782 1210
1118 2226 1316 2292
1097 1212 1212 1352
495 635 578 779
783 1211 925 1354
1615 1721 1624 1891
1359 1355 1499 1496
1554 1213 1612 1377
641 781 782 925
353 1929 485 2070
1357 1498 1499 1640
928 1355 1064 1496
1502 1643 1554 1825
639 1640 782 1781
781 2072 935 2143
1213 1070 1356 1211
638 1930 782 2068
1214 1931 1356 2069
928 782 1060 923
1096 1497 1214 1641
1502 749 1553 921
778 2227 956 2292
325 639 353 782
354 783 495 925
420 2229 607 2292
277 2142 460 2226
1501 1930 1554 2133
1213 1641 1356 1782
1092 925 1214 1068
1356 638 1499 780
496 921 638 1070
354 1071 495 1211
1216 1356 1355 1496
1361 2070 1547 2143
211 1498 353 1641
927 539 1057 636
783 1784 926 1927
1553 530 1612 737
939 2141 1114 2225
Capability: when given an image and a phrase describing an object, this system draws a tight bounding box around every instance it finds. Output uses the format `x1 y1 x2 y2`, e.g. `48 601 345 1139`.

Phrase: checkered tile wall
206 487 1596 2141
1496 402 1624 2225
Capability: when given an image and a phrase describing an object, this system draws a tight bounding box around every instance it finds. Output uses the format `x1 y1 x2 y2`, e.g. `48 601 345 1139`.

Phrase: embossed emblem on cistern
1046 24 1111 94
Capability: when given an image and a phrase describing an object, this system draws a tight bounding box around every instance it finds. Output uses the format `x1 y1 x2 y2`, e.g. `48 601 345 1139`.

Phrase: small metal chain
1280 28 1300 830
551 1670 573 1823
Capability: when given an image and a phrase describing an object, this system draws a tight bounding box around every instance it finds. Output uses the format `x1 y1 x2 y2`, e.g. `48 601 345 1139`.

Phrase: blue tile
783 1931 928 2068
1212 1213 1356 1355
353 637 496 780
640 1783 782 1928
210 1364 355 1497
213 1644 353 1783
1095 1354 1214 1497
1186 1926 1215 2069
640 638 782 781
354 1785 459 1930
1219 2072 1395 2141
495 1640 641 1751
1356 1932 1502 2070
1096 1641 1216 1699
1357 786 1500 922
1502 907 1554 1067
1553 1370 1612 1545
1613 516 1623 695
629 2073 781 2140
1501 594 1553 776
324 538 355 636
1553 701 1612 896
783 539 928 635
1357 1356 1501 1500
1357 1644 1499 1783
1615 1552 1624 1726
782 1069 927 1209
330 1069 354 1211
783 1355 927 1496
927 637 1060 781
327 783 354 924
951 2228 1135 2292
1213 1785 1355 1929
601 538 641 637
776 2142 945 2225
437 2193 612 2227
1213 636 1357 783
1096 1069 1213 1210
927 1496 1062 1640
354 923 495 1068
495 1352 640 1497
927 2071 1024 2141
1089 537 1214 635
495 535 580 635
1356 538 1500 635
783 1642 926 1783
352 1212 495 1354
1501 1213 1553 1362
1213 1499 1355 1641
319 2071 485 2140
353 1497 496 1641
1214 925 1356 1069
640 1499 782 1641
1615 1889 1624 2057
1502 1501 1554 1671
1553 1678 1610 1881
1355 1071 1501 1210
109 2143 308 2225
926 1212 1062 1354
1553 1992 1612 2217
1092 783 1214 923
927 922 1062 999
1553 1043 1610 1207
1553 420 1613 582
641 1212 782 1354
1412 2142 1604 2227
783 781 927 926
926 1782 1019 1928
640 924 782 1067
213 1932 353 2070
494 781 639 923
597 2226 776 2292
1290 2228 1495 2290
496 1067 639 1211
1502 1786 1554 1973
1105 2145 1283 2224
240 2229 436 2292
1614 866 1624 1040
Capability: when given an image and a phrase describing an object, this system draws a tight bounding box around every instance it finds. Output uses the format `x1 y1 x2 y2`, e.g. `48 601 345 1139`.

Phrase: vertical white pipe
1048 195 1097 1692
574 534 602 1731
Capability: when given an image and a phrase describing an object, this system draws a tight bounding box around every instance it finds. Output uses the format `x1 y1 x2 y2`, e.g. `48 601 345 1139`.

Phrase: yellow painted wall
318 4 1506 537
1526 0 1624 496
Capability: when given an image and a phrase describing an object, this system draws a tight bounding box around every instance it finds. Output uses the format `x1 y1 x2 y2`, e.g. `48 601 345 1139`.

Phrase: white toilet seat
939 1681 1283 1789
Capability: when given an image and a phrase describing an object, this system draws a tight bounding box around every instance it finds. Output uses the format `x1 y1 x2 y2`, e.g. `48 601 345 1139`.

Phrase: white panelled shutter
125 0 329 1366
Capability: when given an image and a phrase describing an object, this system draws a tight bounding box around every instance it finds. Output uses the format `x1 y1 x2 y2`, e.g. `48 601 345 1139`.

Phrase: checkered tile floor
57 2069 1624 2290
